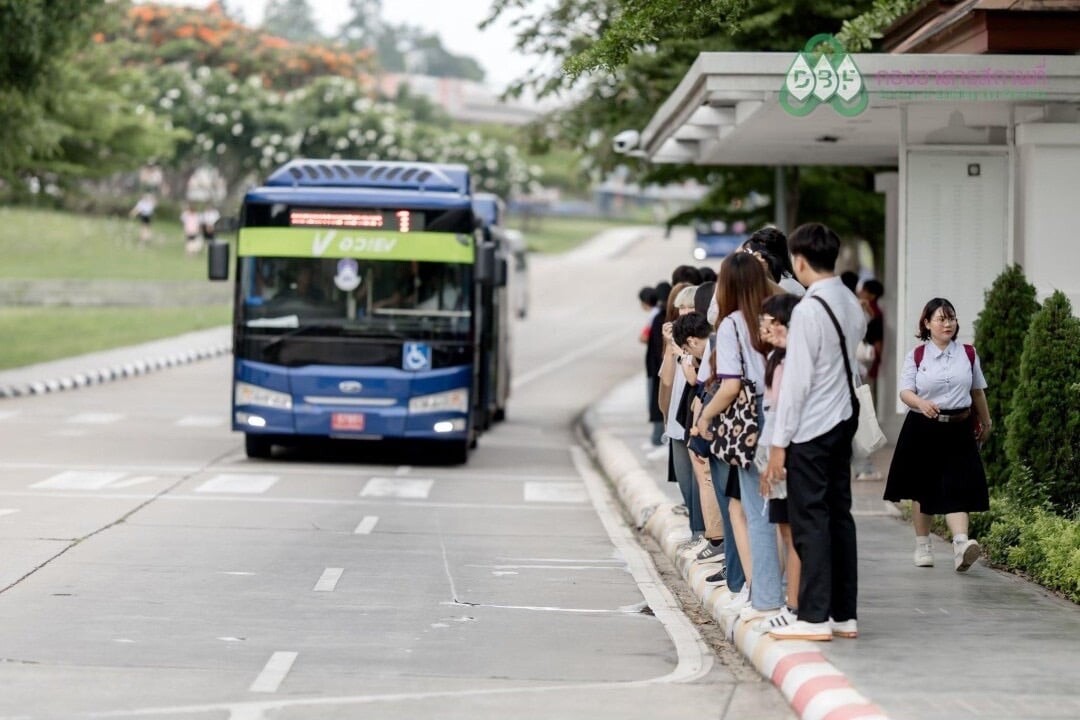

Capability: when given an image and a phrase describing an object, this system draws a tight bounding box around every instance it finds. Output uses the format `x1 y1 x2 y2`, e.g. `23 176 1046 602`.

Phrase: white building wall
1016 123 1080 308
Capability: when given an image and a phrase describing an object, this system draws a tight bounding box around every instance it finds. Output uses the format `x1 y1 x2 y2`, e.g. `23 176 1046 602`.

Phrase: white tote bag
852 381 887 457
811 296 887 458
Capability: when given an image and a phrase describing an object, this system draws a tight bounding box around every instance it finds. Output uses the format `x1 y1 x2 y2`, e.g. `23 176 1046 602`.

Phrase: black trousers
785 417 858 624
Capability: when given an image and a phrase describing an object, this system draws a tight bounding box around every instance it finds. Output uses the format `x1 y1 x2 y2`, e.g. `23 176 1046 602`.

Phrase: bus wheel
245 434 274 459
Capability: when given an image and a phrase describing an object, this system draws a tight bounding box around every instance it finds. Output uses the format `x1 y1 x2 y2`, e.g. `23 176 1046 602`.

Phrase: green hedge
1004 291 1080 514
973 491 1080 603
973 265 1039 489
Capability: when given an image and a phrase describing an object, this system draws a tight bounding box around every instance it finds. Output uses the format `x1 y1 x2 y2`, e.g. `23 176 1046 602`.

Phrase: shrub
1004 291 1080 515
972 265 1039 488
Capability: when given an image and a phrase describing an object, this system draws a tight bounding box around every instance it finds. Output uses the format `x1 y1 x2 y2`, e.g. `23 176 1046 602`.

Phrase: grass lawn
506 215 654 254
0 305 232 370
0 206 231 280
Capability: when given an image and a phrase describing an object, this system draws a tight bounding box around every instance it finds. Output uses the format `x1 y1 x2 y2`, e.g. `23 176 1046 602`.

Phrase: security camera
612 130 641 154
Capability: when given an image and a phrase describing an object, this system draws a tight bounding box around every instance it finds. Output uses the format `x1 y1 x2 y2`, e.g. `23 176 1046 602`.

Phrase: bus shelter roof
640 52 1080 166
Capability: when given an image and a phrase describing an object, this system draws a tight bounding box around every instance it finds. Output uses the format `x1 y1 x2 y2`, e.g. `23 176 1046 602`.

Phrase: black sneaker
695 540 725 564
705 566 727 585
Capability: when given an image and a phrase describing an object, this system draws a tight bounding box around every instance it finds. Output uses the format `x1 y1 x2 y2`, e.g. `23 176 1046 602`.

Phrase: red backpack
914 343 975 369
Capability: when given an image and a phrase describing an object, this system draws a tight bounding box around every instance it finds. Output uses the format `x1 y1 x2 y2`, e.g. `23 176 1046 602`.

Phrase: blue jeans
738 396 784 610
671 439 704 535
709 455 746 594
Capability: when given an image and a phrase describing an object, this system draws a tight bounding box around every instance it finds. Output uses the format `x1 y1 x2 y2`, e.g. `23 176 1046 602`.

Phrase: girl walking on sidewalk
884 298 992 572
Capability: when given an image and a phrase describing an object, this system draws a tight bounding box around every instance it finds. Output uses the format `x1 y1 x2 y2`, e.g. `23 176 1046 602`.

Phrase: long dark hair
716 253 771 355
917 297 959 340
763 293 801 389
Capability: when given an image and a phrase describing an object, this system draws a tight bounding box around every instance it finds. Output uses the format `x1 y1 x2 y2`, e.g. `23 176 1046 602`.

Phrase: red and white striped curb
582 409 891 720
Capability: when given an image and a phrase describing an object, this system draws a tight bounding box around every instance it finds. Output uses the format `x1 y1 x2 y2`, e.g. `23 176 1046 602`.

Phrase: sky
224 0 540 91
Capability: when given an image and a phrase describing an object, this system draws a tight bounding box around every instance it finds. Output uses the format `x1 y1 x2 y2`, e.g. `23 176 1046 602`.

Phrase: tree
973 265 1040 489
338 0 383 50
486 0 884 241
0 0 107 176
262 0 321 43
1004 291 1080 514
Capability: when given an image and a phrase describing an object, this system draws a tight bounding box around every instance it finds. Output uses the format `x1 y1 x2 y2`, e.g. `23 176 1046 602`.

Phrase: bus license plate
331 413 365 431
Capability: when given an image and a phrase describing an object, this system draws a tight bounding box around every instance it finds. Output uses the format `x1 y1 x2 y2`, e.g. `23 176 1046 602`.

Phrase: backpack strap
915 343 975 369
811 295 859 418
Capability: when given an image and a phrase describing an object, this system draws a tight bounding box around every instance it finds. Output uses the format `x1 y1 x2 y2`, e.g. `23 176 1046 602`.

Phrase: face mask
707 295 719 325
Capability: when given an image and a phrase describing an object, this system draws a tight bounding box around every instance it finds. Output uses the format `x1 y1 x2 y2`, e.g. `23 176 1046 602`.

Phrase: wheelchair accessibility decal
402 342 432 372
780 34 868 118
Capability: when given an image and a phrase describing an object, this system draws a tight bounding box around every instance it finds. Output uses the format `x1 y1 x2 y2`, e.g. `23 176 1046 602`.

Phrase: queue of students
654 223 992 641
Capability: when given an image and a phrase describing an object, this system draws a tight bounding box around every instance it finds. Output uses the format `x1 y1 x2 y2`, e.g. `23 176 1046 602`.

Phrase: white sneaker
829 618 858 639
720 586 750 613
738 605 781 623
677 536 707 558
768 619 833 641
754 606 797 633
914 542 934 567
954 539 981 572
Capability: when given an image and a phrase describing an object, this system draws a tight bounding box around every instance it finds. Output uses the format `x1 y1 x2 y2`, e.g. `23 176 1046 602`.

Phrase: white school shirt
899 340 987 411
713 310 767 395
779 275 806 296
772 276 867 447
663 360 689 440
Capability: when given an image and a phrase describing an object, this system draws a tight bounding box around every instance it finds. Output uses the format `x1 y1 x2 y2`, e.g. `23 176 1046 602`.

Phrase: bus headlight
409 388 468 414
235 382 293 410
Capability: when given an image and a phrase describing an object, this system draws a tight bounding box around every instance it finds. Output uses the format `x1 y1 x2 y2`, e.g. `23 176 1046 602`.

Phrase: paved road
0 230 793 720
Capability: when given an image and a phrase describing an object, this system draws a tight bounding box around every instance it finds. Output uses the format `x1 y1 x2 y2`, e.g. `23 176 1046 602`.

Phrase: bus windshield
240 256 472 339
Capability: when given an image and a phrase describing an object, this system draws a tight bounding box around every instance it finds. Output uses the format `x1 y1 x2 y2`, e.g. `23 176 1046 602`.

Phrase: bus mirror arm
476 242 496 285
208 241 230 281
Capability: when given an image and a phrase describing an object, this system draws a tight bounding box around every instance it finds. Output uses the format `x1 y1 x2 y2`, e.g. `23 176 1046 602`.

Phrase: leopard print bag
711 318 761 469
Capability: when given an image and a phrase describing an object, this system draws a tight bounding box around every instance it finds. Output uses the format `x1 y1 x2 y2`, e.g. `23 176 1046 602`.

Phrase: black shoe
705 566 727 585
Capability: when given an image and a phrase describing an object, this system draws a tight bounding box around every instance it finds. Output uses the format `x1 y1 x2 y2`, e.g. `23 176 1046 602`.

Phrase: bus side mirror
476 243 496 285
208 241 230 281
495 257 508 287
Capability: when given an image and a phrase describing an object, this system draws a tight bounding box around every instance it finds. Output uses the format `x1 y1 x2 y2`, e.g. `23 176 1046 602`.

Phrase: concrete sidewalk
582 374 1080 720
0 325 231 398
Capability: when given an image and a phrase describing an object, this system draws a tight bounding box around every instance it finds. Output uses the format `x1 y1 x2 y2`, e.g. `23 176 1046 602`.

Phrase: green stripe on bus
237 227 475 263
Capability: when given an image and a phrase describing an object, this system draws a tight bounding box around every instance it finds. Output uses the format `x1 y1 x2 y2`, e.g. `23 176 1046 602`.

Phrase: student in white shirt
762 223 866 642
884 298 991 572
697 253 783 619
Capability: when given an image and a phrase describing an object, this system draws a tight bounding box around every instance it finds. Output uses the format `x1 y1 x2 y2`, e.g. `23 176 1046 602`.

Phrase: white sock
953 534 969 544
916 535 931 547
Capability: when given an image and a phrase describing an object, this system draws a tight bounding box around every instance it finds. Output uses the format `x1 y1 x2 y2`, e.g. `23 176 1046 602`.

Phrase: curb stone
580 405 891 720
0 343 232 400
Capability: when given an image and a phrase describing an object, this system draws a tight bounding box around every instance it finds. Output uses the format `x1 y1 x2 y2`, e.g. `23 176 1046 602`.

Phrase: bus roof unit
265 160 470 195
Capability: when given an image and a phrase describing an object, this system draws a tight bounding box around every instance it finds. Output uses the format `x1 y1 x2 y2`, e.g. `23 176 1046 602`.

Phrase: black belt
933 408 971 423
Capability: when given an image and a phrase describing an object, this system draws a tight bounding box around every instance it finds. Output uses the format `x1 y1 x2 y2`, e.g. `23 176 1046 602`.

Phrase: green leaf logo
780 34 868 117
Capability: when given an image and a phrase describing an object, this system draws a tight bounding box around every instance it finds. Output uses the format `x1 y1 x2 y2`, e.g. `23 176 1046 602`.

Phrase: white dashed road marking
66 412 123 424
360 477 433 499
394 466 411 476
523 482 588 504
353 516 379 534
31 471 126 490
0 509 19 518
0 410 20 421
175 415 226 427
249 651 298 693
313 568 344 592
109 476 158 488
195 474 279 494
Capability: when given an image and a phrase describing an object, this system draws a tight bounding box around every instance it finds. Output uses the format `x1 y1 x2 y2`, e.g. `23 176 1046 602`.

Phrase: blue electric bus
208 159 508 463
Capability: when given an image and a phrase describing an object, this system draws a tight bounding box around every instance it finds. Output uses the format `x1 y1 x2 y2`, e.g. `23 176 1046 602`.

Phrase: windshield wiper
261 323 344 358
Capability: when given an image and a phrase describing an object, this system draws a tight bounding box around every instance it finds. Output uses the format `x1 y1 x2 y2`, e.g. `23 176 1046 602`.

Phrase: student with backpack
884 298 992 572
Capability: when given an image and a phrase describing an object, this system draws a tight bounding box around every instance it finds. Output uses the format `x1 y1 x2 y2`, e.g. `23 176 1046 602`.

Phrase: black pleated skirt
884 411 989 515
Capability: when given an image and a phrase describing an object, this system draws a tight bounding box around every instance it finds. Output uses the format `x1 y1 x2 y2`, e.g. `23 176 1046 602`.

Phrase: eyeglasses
931 315 957 325
759 314 779 326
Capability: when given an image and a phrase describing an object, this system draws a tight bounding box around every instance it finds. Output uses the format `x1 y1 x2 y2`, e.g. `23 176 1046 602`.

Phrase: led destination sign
289 209 423 233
